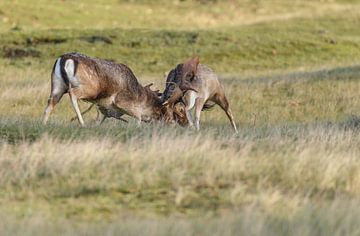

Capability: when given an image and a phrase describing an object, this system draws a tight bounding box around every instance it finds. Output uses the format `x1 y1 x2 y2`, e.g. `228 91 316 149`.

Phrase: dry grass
2 201 360 236
1 122 360 234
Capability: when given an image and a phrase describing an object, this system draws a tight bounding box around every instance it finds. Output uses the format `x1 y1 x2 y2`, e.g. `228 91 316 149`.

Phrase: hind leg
43 93 65 124
95 113 106 126
70 103 95 122
95 107 107 126
214 93 238 133
43 63 68 124
69 86 85 127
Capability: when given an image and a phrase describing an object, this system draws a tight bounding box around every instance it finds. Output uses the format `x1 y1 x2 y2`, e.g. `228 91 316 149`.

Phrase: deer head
173 102 188 126
160 56 201 125
161 86 185 123
161 56 200 103
180 56 200 90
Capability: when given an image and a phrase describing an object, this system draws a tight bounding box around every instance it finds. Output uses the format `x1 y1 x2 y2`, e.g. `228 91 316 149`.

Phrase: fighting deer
43 53 191 126
69 82 160 124
162 56 238 132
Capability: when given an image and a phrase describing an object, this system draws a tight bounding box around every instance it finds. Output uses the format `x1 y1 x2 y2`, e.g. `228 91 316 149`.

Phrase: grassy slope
2 0 360 235
1 15 360 74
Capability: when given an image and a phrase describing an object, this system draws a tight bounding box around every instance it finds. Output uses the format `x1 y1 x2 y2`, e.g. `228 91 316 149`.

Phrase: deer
43 53 193 126
162 56 238 133
69 82 159 125
68 82 178 125
69 103 128 124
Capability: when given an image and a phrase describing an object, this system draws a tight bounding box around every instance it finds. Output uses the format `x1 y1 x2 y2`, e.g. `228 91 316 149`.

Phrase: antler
162 86 183 106
144 82 154 88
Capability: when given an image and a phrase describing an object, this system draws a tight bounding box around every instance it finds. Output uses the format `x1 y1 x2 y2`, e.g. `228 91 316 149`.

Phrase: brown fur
163 56 238 132
43 53 183 126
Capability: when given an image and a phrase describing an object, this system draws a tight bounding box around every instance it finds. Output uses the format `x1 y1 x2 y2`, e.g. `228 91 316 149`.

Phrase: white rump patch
64 59 79 87
54 58 62 79
52 58 65 95
64 59 75 78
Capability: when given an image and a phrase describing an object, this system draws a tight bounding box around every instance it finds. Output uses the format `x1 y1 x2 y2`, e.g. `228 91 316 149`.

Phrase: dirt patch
25 37 67 46
81 35 113 44
2 47 40 59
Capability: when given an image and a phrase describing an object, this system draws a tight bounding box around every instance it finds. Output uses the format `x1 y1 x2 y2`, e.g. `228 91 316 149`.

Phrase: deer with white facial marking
43 53 187 126
162 56 238 132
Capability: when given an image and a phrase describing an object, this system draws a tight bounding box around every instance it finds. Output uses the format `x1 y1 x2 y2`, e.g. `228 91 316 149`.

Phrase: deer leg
214 94 238 133
68 86 85 127
95 115 106 126
43 71 67 125
135 115 142 126
185 110 193 127
95 107 107 126
183 91 197 127
70 103 95 122
194 98 205 131
43 92 65 124
43 97 55 125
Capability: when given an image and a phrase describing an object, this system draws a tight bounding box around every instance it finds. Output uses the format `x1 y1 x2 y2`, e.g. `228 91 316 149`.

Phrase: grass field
2 0 360 235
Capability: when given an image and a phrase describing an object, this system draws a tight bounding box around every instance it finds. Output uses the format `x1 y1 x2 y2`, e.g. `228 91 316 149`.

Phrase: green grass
2 0 360 235
2 15 360 74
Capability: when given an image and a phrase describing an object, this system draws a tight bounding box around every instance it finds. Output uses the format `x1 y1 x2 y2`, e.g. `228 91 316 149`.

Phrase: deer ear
191 56 200 74
192 56 200 66
184 56 200 74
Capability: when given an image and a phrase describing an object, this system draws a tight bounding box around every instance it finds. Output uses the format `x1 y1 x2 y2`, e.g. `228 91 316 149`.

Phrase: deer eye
186 73 193 79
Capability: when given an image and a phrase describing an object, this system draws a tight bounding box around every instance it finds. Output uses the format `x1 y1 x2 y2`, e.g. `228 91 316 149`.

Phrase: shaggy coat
162 56 237 132
43 53 180 126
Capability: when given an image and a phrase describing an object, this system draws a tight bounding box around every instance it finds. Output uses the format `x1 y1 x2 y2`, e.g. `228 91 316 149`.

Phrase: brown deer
162 56 238 132
43 53 193 126
68 83 161 124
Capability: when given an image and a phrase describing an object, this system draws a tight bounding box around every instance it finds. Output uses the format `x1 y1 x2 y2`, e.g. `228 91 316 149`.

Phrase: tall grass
2 201 360 236
1 121 360 234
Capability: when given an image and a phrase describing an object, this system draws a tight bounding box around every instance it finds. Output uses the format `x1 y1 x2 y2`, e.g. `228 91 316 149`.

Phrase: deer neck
136 86 164 121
